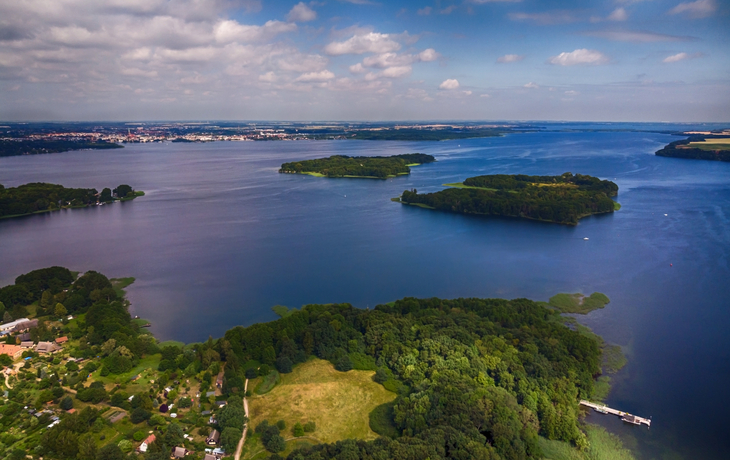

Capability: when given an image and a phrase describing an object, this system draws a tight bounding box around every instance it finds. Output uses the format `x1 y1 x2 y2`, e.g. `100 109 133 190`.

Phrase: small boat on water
583 237 589 240
621 414 642 425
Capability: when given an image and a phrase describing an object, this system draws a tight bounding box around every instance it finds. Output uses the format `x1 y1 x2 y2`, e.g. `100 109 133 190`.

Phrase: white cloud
417 6 432 15
259 71 277 82
664 52 689 63
214 20 296 43
668 0 716 18
497 54 524 63
564 90 579 95
608 7 628 21
524 82 539 88
663 52 703 63
287 2 317 22
361 49 438 68
324 32 401 55
480 93 491 98
584 30 697 42
349 63 366 74
548 49 608 66
381 66 412 78
295 70 335 82
439 78 459 90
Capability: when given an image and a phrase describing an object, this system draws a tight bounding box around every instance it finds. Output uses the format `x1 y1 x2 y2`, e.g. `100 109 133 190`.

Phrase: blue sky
1 0 728 121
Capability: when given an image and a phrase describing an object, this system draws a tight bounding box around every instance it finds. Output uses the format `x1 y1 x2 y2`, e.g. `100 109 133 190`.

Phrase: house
18 332 31 342
215 400 227 408
11 319 39 333
0 318 30 333
0 344 23 359
36 342 60 354
206 429 220 446
20 341 34 348
215 370 224 388
138 434 156 453
55 336 68 345
171 446 187 459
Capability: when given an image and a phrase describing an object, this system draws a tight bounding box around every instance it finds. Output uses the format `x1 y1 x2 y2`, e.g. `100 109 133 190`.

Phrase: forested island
655 135 730 162
280 153 436 179
396 172 619 225
0 183 143 219
0 266 634 460
0 140 122 158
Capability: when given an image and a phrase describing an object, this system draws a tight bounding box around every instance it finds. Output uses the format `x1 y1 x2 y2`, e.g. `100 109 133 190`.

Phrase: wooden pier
580 400 651 428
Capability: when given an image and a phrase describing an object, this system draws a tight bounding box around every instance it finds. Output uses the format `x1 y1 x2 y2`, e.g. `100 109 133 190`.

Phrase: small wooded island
0 183 144 220
280 153 436 179
655 134 730 162
395 172 619 225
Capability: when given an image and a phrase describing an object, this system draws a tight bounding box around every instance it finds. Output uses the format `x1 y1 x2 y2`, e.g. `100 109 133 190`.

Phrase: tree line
399 172 618 225
0 182 138 219
0 140 122 157
655 136 730 162
279 154 435 179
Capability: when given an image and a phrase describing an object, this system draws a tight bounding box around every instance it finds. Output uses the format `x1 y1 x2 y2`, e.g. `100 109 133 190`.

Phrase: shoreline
0 190 144 221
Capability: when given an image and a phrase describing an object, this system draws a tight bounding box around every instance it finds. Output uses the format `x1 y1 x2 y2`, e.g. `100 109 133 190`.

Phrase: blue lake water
1 127 729 458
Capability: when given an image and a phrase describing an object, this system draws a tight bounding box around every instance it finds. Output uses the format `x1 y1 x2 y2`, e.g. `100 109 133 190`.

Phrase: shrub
276 420 286 430
133 431 146 442
117 440 133 453
244 368 258 379
178 397 192 408
59 396 73 411
130 407 151 424
275 357 292 374
292 422 304 437
159 404 169 413
304 421 316 433
334 355 353 372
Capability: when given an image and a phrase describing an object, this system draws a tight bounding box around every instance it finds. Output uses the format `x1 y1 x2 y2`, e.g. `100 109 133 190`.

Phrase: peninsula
395 172 619 225
0 182 144 220
655 133 730 162
0 139 122 158
0 266 634 460
279 153 436 179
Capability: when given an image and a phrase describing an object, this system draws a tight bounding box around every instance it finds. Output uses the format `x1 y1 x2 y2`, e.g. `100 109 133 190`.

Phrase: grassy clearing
92 354 161 388
110 277 135 298
539 424 636 460
443 182 498 191
613 201 621 211
548 292 610 315
157 340 184 349
272 305 297 318
247 358 396 448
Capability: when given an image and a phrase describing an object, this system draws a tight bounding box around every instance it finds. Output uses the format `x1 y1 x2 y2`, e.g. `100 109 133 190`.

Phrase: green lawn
246 358 396 454
548 292 610 314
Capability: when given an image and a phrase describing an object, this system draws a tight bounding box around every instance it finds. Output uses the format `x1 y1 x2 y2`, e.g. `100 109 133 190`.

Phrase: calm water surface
1 128 729 459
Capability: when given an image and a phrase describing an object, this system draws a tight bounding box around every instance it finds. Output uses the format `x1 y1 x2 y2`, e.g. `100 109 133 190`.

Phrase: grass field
688 138 730 151
247 358 396 450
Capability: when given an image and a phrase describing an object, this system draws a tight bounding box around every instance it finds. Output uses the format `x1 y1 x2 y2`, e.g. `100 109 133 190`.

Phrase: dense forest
350 128 508 141
655 136 730 162
279 154 436 179
0 182 140 219
224 297 602 459
0 140 122 157
399 172 618 225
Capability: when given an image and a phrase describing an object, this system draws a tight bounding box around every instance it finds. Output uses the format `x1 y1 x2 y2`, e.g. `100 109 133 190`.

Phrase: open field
246 358 396 453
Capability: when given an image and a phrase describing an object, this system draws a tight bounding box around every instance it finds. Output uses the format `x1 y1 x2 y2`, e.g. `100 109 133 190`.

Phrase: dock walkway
580 400 651 428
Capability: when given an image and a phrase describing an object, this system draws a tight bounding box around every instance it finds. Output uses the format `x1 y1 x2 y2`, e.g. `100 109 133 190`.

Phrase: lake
1 126 729 458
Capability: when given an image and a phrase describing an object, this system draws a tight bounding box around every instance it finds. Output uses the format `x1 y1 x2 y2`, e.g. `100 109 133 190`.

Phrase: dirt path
233 378 250 460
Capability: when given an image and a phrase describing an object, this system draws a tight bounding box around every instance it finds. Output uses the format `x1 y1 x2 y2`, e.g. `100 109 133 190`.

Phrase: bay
1 127 729 458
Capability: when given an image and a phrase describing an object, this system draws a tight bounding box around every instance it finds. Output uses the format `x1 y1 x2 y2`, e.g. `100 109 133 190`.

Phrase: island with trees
0 183 144 220
279 153 436 179
0 140 122 158
0 265 635 460
655 134 730 162
395 172 619 225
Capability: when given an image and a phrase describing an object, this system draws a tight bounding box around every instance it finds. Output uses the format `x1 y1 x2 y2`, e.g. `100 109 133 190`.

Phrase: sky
0 0 728 122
